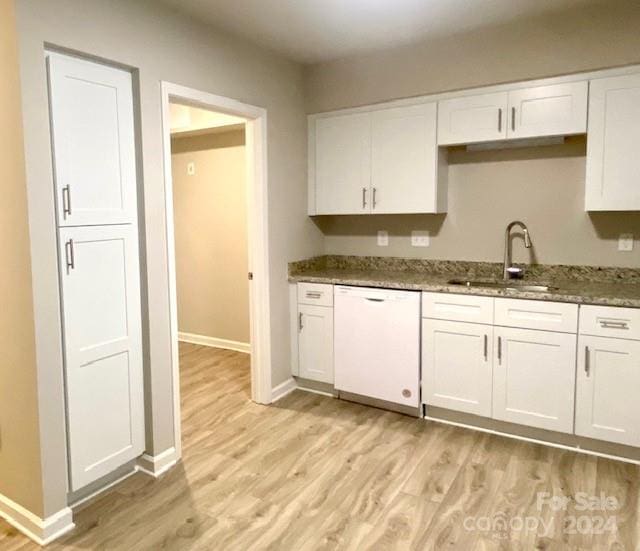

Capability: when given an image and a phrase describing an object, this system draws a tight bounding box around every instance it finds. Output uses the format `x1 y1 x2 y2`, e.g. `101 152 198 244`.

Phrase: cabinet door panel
507 81 587 139
48 53 137 226
586 73 640 211
575 336 640 447
371 103 444 214
314 113 371 214
493 327 576 433
298 304 334 384
422 320 493 417
59 225 144 490
437 92 508 145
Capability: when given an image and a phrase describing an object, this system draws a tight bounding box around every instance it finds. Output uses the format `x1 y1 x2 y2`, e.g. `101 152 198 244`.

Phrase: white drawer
495 298 578 333
422 292 494 324
298 282 333 307
580 305 640 341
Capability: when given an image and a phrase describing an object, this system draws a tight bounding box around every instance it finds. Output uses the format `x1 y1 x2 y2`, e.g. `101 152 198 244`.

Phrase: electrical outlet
618 233 634 252
377 230 389 247
411 231 430 247
187 162 196 176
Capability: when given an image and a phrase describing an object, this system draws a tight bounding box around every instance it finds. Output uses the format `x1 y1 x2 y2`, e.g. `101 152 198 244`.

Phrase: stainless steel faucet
503 221 532 280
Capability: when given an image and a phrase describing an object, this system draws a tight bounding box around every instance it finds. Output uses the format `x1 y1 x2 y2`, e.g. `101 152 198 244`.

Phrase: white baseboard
271 377 297 403
137 447 179 478
0 493 74 546
178 332 250 354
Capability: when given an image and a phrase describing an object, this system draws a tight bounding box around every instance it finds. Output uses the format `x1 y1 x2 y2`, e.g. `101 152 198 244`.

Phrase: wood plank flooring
2 342 639 550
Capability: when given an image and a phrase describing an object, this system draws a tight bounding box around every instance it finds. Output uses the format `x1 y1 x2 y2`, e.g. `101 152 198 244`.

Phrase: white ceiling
169 103 245 135
161 0 604 64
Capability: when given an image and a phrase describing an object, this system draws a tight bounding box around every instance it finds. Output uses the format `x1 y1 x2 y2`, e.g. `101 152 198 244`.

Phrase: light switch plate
377 230 389 247
618 233 634 252
411 231 430 247
187 162 196 176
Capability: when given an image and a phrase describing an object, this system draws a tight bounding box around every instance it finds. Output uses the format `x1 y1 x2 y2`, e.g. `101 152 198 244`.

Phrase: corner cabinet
585 73 640 211
309 102 447 215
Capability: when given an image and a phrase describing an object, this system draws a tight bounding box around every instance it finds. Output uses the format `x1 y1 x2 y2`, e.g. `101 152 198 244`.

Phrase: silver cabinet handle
511 107 516 131
497 336 502 363
65 239 75 271
498 108 502 132
298 312 303 332
372 187 377 209
306 291 322 299
484 334 488 361
62 185 72 218
365 297 385 302
599 320 629 330
585 345 590 377
362 187 367 209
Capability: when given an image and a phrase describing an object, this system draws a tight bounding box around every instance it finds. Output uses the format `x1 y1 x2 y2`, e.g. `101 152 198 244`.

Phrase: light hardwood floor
2 342 639 550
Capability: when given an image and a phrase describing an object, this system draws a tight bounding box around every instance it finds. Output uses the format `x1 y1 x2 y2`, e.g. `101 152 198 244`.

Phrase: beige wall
306 1 640 267
0 0 44 516
172 130 250 344
15 0 323 517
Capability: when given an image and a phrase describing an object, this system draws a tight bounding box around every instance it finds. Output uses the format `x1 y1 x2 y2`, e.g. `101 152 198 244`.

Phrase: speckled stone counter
288 256 640 308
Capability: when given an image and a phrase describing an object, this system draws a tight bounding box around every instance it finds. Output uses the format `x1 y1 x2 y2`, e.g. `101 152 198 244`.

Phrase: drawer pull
585 345 590 377
599 320 629 330
306 291 323 299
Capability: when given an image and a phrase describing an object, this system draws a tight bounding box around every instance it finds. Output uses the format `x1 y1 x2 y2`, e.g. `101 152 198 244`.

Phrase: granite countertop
288 256 640 308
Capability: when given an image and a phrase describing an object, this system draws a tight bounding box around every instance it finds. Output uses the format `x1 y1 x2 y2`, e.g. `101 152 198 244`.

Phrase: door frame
160 82 272 458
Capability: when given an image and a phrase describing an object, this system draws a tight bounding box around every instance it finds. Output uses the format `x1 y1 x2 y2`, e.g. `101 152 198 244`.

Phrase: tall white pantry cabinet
47 53 145 491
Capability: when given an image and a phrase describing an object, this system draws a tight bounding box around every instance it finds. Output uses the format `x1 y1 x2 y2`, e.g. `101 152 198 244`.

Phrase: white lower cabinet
492 327 576 433
575 336 640 447
422 319 493 417
58 224 144 490
297 303 334 384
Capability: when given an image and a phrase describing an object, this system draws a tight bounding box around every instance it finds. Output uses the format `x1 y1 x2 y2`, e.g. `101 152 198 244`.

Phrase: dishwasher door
334 285 420 407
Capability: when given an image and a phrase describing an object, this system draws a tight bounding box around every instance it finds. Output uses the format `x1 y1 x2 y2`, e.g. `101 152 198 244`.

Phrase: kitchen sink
447 279 558 293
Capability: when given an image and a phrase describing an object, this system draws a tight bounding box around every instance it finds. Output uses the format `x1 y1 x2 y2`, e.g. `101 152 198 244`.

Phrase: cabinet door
313 113 371 215
493 327 576 433
437 92 508 145
507 81 587 140
575 336 640 447
58 225 144 490
47 53 137 226
586 73 640 211
298 304 334 384
371 103 445 214
422 320 493 417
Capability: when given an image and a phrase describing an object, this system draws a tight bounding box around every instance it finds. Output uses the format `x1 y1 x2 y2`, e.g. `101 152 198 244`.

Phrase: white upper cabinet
47 53 138 226
437 82 587 145
575 335 640 447
370 103 446 214
312 112 371 215
437 92 508 145
507 81 587 140
585 73 640 211
310 102 446 215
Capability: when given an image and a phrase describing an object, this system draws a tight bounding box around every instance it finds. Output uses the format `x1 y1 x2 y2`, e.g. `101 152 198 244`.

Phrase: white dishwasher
334 285 421 408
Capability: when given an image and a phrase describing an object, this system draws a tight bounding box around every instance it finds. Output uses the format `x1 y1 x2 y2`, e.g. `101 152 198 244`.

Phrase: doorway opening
160 83 272 460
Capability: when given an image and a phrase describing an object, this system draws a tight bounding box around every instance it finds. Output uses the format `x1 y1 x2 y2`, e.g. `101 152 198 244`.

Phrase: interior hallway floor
1 342 639 550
